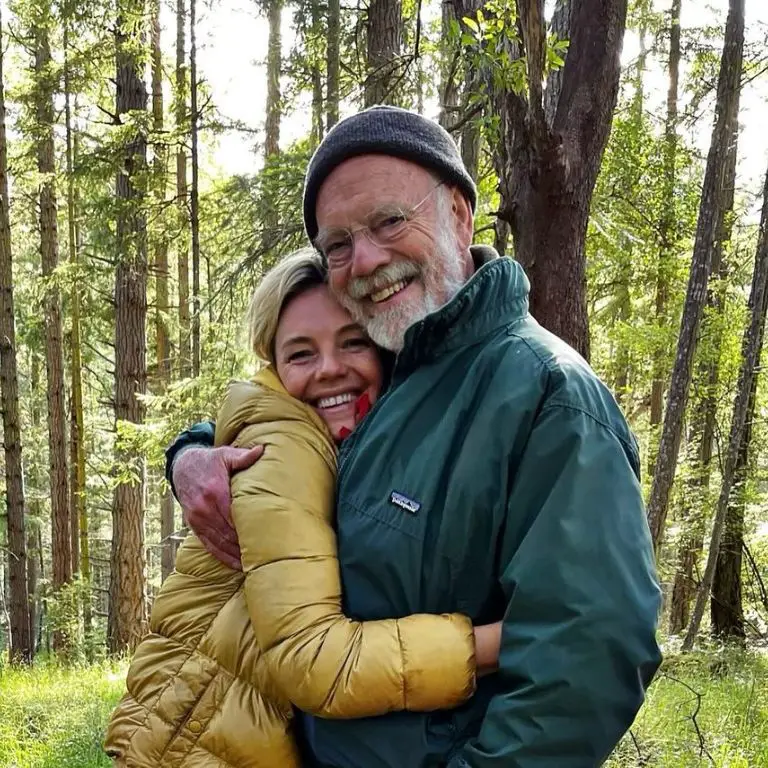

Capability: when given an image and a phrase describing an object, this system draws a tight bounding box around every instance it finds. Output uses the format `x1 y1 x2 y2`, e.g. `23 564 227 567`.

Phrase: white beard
338 195 467 352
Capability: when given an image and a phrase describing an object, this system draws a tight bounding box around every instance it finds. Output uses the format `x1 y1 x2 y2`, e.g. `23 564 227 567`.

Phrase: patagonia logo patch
390 491 421 514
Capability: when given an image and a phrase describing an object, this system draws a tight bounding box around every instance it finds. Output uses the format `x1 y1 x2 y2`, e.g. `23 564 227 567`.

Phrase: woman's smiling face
274 284 383 441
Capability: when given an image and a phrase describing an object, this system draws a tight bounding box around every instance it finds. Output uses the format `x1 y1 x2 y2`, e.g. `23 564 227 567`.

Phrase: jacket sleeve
164 420 215 498
449 404 662 767
228 419 477 719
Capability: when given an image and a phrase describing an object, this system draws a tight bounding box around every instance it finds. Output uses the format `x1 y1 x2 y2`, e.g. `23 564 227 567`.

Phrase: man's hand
173 445 264 569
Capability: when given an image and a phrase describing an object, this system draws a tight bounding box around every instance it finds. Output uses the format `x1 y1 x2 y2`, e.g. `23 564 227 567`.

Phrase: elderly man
167 106 661 767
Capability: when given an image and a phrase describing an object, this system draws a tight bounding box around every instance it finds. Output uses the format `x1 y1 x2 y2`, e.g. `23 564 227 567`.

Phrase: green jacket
167 247 661 767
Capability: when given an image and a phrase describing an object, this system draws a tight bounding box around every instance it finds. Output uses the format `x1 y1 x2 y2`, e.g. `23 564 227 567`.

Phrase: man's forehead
322 155 432 193
316 155 433 220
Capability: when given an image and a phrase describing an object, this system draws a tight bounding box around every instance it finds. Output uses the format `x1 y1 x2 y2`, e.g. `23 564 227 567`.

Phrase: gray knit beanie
303 105 477 242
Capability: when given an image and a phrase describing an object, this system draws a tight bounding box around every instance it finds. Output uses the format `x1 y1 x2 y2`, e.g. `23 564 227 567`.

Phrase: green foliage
3 651 768 767
0 659 126 767
606 650 768 767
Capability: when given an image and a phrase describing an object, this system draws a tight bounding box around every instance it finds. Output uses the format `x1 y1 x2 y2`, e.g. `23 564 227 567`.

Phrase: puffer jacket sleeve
225 416 477 719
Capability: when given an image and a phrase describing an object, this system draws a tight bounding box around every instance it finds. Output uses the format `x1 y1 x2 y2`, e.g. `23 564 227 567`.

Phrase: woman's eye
287 349 313 362
343 337 370 350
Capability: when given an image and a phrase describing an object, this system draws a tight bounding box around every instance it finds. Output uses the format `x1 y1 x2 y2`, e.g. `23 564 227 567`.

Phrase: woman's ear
450 187 474 252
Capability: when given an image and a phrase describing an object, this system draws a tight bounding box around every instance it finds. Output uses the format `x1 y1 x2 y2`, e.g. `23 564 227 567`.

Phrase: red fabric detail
355 392 372 422
337 392 372 442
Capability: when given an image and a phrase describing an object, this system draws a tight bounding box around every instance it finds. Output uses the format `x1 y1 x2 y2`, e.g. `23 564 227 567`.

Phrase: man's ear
450 187 474 251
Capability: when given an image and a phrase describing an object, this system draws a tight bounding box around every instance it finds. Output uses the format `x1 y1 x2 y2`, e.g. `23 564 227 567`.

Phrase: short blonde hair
246 247 328 363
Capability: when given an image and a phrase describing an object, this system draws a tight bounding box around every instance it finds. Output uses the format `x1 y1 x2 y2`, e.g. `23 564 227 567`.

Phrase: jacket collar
394 246 530 374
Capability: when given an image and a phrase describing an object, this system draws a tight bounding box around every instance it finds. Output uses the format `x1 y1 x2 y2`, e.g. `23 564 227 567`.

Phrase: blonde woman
105 248 501 768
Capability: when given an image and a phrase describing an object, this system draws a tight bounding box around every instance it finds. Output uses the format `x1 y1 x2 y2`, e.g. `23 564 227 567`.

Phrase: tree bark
669 89 737 633
365 0 402 107
709 390 750 644
109 1 148 655
310 0 324 146
683 158 768 651
0 6 32 664
494 0 628 360
264 0 282 159
326 0 340 129
34 13 71 636
710 272 768 642
190 0 200 377
647 0 744 555
176 0 191 378
438 1 460 129
63 22 85 590
668 348 718 634
149 0 176 582
26 518 38 657
648 0 682 477
260 0 282 255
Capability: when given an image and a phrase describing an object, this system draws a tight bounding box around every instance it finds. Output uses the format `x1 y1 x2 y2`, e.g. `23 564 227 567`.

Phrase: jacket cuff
164 420 216 499
398 613 476 711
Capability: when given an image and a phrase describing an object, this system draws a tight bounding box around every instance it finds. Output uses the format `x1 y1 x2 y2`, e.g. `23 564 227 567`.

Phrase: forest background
2 0 768 765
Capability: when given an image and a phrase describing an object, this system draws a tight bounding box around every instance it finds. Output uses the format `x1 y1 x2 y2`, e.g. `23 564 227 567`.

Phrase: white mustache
346 261 421 300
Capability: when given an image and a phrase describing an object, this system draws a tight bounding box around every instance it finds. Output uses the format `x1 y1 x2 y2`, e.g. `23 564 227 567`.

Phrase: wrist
473 623 501 676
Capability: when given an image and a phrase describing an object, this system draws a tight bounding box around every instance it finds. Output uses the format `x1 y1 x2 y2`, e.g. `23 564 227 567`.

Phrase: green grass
0 650 766 767
607 650 768 767
0 658 126 768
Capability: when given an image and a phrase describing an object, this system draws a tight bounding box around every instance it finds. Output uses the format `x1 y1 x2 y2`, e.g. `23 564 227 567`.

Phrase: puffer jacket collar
395 246 530 375
216 366 333 447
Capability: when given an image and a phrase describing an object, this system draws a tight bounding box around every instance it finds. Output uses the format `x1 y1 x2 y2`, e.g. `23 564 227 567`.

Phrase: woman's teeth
370 279 408 304
317 392 355 409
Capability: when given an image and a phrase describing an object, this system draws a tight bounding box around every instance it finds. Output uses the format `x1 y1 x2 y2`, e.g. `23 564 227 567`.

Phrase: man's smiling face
314 155 474 352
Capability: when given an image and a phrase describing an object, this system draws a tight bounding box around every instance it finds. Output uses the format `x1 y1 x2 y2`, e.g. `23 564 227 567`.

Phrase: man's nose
350 231 390 278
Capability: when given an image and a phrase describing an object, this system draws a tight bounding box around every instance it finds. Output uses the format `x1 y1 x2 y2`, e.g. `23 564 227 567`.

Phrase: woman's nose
316 350 347 378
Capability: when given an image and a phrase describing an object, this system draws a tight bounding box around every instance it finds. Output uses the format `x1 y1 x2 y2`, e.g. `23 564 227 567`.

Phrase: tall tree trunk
709 384 752 644
647 0 744 554
494 0 628 360
441 1 485 178
669 94 737 633
365 0 402 107
68 397 79 576
326 0 340 129
35 13 71 643
668 356 718 634
264 0 282 159
176 0 191 378
26 518 38 656
310 0 324 146
438 1 460 129
261 0 282 255
189 0 200 377
459 65 481 182
0 6 32 664
612 261 631 406
683 158 768 651
710 275 768 642
648 0 682 477
29 354 45 652
150 0 176 582
109 2 148 655
63 23 83 586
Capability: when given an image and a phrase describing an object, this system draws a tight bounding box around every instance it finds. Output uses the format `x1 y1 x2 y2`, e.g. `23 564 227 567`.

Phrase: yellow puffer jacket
104 367 476 767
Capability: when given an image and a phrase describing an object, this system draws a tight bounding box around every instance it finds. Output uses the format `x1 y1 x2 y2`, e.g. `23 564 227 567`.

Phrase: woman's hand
472 622 502 677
